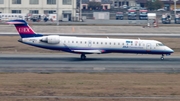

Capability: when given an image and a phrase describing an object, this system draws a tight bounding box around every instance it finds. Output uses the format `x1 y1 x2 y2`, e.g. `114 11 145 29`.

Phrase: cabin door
146 43 151 50
88 40 92 47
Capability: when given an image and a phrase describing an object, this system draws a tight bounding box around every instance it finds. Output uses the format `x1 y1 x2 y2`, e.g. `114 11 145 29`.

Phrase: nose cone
166 47 174 53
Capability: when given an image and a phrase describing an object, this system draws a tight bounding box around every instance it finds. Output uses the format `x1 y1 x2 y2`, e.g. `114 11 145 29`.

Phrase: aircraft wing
72 50 104 54
63 43 104 54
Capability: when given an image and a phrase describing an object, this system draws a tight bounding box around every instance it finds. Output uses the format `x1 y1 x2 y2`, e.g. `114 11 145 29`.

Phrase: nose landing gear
160 54 164 60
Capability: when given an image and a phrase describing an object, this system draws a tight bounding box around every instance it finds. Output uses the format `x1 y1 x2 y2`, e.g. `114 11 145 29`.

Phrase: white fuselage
20 35 174 55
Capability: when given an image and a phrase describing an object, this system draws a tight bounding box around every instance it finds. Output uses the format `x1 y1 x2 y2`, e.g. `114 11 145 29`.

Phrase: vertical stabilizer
7 20 43 38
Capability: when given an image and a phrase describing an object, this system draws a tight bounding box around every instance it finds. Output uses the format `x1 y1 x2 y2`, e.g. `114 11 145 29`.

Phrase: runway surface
0 53 179 73
1 33 180 37
1 95 180 100
1 25 180 34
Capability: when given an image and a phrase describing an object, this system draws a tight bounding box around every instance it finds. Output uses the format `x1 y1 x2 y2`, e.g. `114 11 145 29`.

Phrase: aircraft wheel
160 57 164 60
81 54 86 60
160 54 164 60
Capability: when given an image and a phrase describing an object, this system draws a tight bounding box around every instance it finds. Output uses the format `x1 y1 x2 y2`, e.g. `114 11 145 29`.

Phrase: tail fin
7 20 43 38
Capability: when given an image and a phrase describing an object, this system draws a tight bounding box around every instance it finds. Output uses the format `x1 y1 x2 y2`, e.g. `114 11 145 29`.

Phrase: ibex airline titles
7 20 174 60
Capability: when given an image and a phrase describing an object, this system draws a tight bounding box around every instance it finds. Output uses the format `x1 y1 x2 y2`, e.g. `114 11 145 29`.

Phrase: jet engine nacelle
41 35 60 44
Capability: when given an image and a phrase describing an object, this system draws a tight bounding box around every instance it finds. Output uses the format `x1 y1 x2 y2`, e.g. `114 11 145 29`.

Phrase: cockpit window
156 43 165 46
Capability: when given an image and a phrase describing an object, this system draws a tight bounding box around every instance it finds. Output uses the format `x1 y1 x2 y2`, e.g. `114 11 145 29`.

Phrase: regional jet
7 20 174 60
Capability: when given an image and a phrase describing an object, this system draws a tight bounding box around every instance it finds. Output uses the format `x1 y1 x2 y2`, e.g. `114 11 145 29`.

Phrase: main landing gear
160 54 164 60
81 54 86 60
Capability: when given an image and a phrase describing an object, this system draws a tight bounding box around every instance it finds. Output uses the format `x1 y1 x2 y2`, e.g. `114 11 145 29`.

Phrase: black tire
81 54 86 60
160 57 164 60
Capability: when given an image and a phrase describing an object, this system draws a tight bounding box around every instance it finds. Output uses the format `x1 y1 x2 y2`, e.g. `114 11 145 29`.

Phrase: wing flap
72 50 103 54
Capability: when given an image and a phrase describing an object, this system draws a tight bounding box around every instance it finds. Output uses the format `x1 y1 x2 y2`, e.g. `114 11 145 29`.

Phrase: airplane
7 20 174 60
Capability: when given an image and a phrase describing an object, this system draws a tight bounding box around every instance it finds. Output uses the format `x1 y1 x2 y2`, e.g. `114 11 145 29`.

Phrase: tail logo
18 28 30 33
16 26 34 34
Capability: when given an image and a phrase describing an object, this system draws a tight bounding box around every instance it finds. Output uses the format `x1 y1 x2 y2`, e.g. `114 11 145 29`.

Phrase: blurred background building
0 0 76 21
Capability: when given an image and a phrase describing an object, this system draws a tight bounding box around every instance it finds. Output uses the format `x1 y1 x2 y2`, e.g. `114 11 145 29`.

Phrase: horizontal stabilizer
6 21 25 24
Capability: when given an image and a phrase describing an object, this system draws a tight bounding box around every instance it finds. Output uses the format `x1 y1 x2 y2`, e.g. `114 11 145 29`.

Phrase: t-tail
7 20 43 38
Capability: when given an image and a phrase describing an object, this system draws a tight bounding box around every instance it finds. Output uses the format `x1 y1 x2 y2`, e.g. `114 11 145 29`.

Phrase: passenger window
80 41 82 43
109 43 111 45
101 42 103 44
122 43 124 45
85 42 86 44
97 42 98 44
76 41 78 43
105 42 107 45
114 43 116 45
72 41 74 43
93 42 95 44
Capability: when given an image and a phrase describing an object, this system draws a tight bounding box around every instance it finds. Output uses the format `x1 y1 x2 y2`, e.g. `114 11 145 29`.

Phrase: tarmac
0 24 180 73
1 24 180 34
0 53 179 73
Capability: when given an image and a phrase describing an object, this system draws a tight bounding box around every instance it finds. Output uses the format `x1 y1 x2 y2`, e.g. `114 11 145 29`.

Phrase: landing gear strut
160 54 164 60
81 54 86 60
